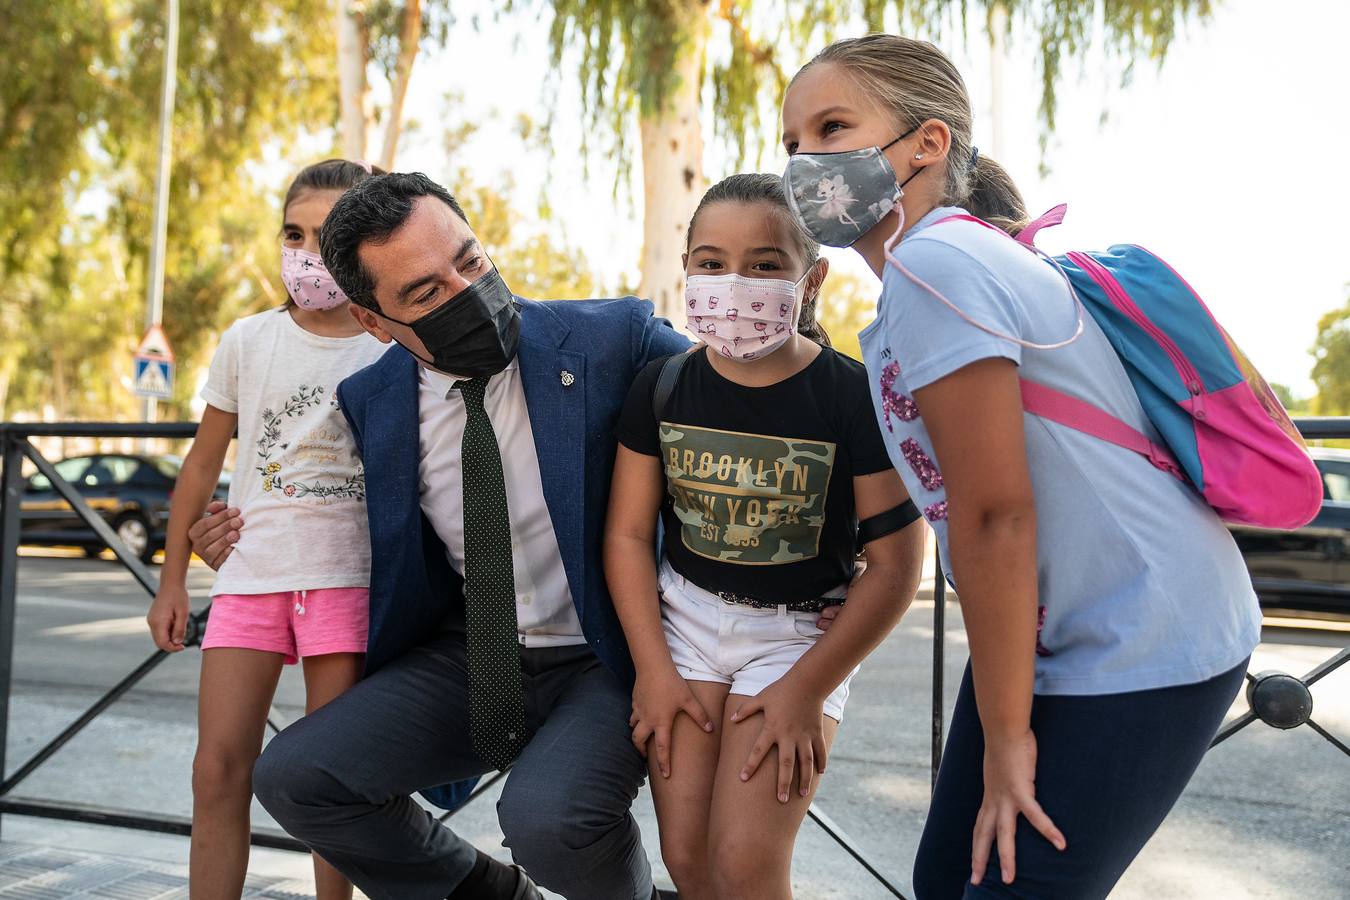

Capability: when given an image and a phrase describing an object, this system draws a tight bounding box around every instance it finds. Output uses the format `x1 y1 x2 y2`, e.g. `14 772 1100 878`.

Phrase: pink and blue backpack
934 204 1322 531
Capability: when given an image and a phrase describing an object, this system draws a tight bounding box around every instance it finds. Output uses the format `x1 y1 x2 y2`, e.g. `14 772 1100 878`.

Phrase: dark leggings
913 659 1249 899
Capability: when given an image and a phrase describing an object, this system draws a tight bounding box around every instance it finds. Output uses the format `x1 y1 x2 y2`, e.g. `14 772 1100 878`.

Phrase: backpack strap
934 203 1068 247
1019 379 1185 480
652 352 691 421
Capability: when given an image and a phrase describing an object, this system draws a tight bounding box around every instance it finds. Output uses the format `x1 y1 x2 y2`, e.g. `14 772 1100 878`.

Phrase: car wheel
113 513 154 563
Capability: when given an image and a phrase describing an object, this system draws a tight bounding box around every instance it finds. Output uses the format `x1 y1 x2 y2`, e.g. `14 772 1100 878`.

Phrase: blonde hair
796 34 1030 235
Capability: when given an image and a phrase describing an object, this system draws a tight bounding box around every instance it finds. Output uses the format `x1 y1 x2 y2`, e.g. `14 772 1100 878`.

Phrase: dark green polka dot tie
455 377 527 771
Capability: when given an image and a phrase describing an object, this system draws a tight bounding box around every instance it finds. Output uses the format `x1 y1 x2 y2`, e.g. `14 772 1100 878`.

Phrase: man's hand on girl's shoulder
815 605 843 632
189 500 244 570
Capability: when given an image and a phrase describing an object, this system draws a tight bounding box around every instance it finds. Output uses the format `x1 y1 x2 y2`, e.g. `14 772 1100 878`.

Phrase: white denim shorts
657 560 854 722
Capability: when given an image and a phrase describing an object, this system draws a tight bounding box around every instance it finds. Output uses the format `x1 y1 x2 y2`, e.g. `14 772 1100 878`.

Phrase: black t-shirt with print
616 346 895 605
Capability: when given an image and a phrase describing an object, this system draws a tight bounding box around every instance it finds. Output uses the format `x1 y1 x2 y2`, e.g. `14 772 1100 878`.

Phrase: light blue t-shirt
859 207 1260 695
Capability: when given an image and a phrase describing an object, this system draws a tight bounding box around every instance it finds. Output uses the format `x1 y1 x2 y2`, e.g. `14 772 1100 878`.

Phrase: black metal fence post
0 427 27 840
931 546 945 795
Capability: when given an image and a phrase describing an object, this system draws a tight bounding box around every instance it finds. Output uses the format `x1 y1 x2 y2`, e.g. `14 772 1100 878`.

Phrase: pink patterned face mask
684 272 806 361
281 247 350 311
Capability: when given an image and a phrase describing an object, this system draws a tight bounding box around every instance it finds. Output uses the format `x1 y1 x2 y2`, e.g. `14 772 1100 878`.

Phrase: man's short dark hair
319 172 470 311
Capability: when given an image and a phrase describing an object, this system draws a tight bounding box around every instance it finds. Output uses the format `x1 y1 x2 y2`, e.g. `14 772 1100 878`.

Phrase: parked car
20 454 229 563
1228 449 1350 616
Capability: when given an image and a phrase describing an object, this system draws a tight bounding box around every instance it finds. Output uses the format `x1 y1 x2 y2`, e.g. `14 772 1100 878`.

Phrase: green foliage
1312 292 1350 416
530 0 1213 171
366 0 457 78
1 0 336 421
459 175 599 301
1270 383 1310 416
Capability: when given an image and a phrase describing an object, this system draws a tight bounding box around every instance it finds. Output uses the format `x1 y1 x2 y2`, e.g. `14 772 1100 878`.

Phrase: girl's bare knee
191 746 255 806
710 834 787 899
661 835 711 893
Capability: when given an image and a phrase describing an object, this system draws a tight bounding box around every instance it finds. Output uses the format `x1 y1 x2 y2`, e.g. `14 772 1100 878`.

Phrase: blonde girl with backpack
780 35 1260 899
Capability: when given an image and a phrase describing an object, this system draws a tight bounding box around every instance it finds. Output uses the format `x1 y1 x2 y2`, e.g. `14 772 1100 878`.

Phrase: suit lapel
515 301 588 617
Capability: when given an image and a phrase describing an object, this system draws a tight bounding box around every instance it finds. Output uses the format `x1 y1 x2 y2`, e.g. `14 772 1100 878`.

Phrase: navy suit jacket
338 296 689 808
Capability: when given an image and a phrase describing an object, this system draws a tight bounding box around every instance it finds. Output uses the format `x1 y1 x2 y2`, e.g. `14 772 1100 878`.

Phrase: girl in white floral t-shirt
147 159 387 900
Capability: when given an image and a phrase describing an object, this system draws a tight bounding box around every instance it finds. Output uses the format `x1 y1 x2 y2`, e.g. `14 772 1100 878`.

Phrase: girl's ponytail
964 153 1029 237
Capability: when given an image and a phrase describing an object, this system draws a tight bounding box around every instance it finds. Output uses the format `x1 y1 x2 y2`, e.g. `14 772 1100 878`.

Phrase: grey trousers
252 635 652 900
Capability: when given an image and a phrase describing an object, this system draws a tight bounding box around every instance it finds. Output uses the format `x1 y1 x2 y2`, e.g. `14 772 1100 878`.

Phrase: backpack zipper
1065 251 1207 413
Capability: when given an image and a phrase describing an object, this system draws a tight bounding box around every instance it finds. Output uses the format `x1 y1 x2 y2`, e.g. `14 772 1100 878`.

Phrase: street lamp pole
142 0 179 426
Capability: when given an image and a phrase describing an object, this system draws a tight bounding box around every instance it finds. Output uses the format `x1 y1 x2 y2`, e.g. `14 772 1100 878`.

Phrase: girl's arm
731 467 925 800
603 445 715 778
913 356 1065 885
146 405 237 651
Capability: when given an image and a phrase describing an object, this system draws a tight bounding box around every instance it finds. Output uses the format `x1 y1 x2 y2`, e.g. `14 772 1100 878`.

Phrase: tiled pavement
0 843 314 900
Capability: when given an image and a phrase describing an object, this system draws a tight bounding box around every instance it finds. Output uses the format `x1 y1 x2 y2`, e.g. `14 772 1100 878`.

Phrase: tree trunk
337 0 370 160
636 1 709 322
379 0 423 170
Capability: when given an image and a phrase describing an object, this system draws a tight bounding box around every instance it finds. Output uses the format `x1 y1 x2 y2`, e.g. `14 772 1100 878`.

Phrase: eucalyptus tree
532 0 1213 318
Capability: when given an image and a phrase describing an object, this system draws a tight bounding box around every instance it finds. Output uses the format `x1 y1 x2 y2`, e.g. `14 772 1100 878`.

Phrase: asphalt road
3 551 1349 898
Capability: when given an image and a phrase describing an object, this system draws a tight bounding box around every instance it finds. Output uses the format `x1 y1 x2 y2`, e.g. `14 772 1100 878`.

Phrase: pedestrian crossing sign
132 324 175 400
135 324 175 361
133 356 174 399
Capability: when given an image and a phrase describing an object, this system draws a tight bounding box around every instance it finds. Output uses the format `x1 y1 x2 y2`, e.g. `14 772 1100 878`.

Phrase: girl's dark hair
320 172 471 312
686 173 832 348
283 158 387 215
279 159 387 309
796 34 1030 235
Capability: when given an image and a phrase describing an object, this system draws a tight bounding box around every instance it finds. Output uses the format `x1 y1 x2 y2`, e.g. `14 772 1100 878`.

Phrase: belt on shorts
713 590 843 614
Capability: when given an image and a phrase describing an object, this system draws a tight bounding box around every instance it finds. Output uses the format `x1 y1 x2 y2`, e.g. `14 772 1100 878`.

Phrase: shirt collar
419 359 519 399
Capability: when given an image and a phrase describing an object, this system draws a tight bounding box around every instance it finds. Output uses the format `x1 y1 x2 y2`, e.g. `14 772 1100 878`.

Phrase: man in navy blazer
201 173 690 900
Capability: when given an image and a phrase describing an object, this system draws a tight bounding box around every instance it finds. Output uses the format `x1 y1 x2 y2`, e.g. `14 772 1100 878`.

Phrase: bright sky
389 0 1350 396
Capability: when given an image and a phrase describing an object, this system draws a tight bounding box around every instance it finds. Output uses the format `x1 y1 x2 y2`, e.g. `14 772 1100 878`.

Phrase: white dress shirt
417 361 586 647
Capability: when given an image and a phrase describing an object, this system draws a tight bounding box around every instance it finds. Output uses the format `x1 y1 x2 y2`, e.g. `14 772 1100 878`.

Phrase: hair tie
968 147 980 173
353 159 373 174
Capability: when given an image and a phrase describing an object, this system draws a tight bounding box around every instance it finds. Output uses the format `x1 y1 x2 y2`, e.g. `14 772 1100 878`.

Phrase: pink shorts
202 588 369 665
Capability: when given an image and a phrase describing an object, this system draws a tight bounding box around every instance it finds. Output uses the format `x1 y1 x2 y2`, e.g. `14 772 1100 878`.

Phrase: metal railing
1 419 1347 899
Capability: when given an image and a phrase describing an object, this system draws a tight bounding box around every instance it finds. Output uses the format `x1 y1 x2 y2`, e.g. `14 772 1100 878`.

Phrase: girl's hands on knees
629 666 714 779
147 584 191 652
730 679 828 803
971 728 1066 886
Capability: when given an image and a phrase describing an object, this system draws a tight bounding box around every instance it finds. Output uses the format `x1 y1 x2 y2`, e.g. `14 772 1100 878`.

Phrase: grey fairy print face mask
782 127 921 248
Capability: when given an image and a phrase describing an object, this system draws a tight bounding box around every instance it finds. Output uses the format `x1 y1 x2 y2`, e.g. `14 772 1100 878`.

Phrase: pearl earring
915 153 923 159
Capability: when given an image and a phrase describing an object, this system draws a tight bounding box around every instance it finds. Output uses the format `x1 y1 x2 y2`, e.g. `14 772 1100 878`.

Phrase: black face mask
377 267 521 378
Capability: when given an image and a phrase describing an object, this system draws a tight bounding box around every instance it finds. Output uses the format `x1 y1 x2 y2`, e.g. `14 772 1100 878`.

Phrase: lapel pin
560 370 576 387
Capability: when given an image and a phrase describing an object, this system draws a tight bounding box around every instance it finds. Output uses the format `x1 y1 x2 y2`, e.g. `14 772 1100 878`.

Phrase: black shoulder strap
856 499 921 552
652 352 691 421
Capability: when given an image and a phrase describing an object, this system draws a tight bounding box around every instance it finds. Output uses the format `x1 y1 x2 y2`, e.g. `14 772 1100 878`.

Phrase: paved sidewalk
3 552 1349 898
0 842 313 898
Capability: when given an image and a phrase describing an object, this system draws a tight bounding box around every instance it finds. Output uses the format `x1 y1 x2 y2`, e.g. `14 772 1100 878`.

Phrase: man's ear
349 303 394 344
